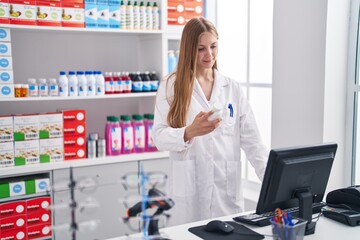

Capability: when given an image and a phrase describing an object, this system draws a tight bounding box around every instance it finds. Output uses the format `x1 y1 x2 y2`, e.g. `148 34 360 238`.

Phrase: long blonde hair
167 17 218 128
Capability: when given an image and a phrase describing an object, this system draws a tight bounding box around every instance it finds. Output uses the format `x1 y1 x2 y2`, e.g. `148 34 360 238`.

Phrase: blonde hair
167 17 218 128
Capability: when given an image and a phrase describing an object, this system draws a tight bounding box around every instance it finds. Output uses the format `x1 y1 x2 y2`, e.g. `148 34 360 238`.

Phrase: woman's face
196 32 218 71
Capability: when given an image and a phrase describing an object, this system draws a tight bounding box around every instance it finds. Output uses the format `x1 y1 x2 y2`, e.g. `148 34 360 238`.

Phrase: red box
63 123 86 137
61 109 86 123
9 0 36 26
64 146 86 160
61 2 85 28
0 228 26 239
27 212 51 226
26 197 51 215
0 214 26 232
0 0 10 24
64 135 86 147
27 223 51 239
0 201 26 219
36 0 62 27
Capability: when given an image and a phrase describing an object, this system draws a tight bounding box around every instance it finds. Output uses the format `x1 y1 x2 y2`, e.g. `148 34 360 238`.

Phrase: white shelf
0 24 163 35
0 151 169 176
0 92 157 102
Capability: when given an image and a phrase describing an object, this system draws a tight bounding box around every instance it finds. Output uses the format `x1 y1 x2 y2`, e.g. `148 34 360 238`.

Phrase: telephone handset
324 186 360 226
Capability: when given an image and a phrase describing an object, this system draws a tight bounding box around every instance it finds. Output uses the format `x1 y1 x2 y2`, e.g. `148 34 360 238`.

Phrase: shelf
0 92 157 102
0 24 163 36
0 151 169 176
0 193 50 203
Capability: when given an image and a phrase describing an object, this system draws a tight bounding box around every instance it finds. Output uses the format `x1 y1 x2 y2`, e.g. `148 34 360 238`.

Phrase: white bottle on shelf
48 78 59 96
27 78 38 97
77 71 88 96
126 0 134 29
120 0 127 29
146 1 153 30
133 1 140 30
58 71 69 97
38 78 48 97
86 71 96 96
152 1 159 30
68 71 79 97
168 50 177 74
140 1 147 30
96 71 105 95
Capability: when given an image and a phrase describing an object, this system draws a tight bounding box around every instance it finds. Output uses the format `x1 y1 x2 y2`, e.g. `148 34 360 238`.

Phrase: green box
0 182 10 198
25 179 36 195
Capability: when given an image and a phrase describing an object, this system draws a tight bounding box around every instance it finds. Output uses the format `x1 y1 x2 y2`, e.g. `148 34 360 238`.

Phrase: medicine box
0 200 26 218
13 114 39 141
36 0 62 26
0 115 13 142
1 228 26 240
40 138 63 163
0 214 27 231
97 3 109 28
0 28 11 42
0 42 11 56
9 181 26 197
9 0 37 26
64 135 86 147
0 84 14 98
26 197 51 214
61 109 86 123
85 3 97 28
14 140 39 166
61 2 85 28
0 56 12 70
109 5 120 29
27 212 51 226
25 178 50 194
0 1 10 24
39 113 63 139
0 142 14 168
27 223 52 239
0 70 14 84
64 146 86 160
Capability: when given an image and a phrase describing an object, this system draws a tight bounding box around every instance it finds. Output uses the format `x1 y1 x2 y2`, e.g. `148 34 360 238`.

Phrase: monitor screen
256 143 337 223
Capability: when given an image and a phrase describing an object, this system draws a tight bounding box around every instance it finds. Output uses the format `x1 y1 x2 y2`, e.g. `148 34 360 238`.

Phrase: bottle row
13 70 160 98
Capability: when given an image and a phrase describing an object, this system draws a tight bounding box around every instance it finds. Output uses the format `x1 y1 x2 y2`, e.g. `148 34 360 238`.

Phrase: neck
196 68 214 84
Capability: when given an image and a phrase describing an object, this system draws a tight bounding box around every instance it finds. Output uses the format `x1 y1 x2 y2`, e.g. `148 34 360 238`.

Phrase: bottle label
116 80 123 92
105 81 115 93
111 126 121 151
124 80 132 91
132 81 143 91
134 125 145 149
29 85 38 96
147 124 155 148
150 80 159 91
123 126 134 150
143 81 151 91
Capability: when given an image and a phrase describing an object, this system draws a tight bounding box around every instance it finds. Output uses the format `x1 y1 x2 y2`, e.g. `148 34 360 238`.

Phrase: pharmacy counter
109 212 360 240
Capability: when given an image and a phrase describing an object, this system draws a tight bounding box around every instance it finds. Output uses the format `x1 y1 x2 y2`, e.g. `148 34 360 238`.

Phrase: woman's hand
184 111 221 142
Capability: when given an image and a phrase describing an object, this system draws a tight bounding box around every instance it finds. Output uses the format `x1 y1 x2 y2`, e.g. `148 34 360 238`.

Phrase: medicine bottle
48 78 59 96
38 78 48 97
58 71 69 97
14 84 22 98
95 71 105 96
68 71 78 97
21 84 29 97
105 116 122 156
144 113 157 152
142 71 151 92
27 78 38 97
77 71 88 96
120 115 134 154
132 114 145 153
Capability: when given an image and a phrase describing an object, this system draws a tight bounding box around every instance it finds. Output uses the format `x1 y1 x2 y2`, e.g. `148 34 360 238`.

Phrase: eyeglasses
120 172 168 190
121 213 170 233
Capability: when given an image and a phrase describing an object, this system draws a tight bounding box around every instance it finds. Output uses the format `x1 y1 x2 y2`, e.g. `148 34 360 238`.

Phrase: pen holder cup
270 219 307 240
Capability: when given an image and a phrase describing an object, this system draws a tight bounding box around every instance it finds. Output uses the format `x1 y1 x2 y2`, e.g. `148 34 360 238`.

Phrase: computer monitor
256 143 337 235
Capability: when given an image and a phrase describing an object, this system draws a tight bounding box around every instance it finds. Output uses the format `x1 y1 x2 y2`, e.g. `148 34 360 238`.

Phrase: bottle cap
107 116 119 122
120 115 131 121
132 114 143 120
27 78 36 84
21 84 29 88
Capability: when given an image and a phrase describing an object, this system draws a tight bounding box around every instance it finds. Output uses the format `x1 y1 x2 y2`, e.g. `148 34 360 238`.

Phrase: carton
64 146 86 160
26 197 51 214
97 3 108 28
36 0 62 26
85 3 97 28
0 227 26 239
109 4 120 28
0 200 26 218
0 214 26 231
0 70 14 84
61 109 86 123
39 138 63 163
27 223 52 239
0 83 13 97
0 56 12 69
0 0 10 24
64 135 85 147
0 42 12 56
0 115 13 142
9 0 36 25
0 141 14 168
27 212 51 226
39 113 63 139
25 178 50 194
9 181 25 196
13 114 39 141
14 140 39 166
0 27 11 41
61 2 85 28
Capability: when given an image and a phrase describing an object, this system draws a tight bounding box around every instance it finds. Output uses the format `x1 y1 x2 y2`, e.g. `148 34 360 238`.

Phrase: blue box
97 4 109 28
85 4 98 28
109 5 120 28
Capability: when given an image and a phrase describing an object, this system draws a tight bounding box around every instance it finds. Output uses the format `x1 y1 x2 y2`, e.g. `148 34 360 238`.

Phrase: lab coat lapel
193 78 211 110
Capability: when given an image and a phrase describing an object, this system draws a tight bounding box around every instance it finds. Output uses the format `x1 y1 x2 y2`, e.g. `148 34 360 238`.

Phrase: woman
153 17 268 225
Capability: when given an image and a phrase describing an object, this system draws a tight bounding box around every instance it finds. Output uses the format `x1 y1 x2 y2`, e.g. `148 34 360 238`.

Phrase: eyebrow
198 42 217 47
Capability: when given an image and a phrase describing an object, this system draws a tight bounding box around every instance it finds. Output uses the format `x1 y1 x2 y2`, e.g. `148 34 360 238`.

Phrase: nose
205 48 213 58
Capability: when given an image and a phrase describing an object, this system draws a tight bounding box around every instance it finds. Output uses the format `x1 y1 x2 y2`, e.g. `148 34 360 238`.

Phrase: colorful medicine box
0 141 14 168
0 200 26 218
85 3 97 28
25 178 50 194
27 223 52 239
26 197 51 214
0 0 10 24
36 0 62 26
40 138 63 163
9 0 36 25
109 5 120 28
0 84 14 98
61 2 85 28
0 28 11 41
1 228 26 240
0 115 13 142
27 212 51 226
39 113 63 139
14 140 39 166
0 56 12 70
0 214 27 231
13 114 39 141
0 42 12 56
9 181 26 197
61 109 86 123
0 70 14 84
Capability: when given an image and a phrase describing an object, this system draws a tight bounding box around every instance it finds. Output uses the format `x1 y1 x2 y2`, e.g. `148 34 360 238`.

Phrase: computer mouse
204 220 234 234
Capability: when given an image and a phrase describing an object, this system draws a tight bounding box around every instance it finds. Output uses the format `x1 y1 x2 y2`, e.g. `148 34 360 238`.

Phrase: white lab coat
153 70 268 226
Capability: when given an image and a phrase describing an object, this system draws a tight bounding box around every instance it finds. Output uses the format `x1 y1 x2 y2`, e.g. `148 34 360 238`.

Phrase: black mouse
204 220 234 234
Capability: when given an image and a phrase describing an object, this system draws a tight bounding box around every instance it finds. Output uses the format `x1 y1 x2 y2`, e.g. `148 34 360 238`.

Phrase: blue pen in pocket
228 103 233 117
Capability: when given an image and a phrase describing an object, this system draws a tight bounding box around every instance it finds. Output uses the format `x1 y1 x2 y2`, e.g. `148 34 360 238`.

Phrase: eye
198 48 205 51
211 45 217 49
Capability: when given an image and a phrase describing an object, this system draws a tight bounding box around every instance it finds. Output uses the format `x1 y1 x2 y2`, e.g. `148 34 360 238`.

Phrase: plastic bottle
38 78 49 97
120 115 134 154
146 1 153 30
58 71 69 97
86 71 96 96
133 1 140 30
120 0 127 29
149 71 159 91
77 71 87 96
168 50 177 74
21 84 29 97
105 72 115 94
27 78 38 97
141 71 151 92
114 72 123 94
144 113 157 152
96 71 105 95
132 71 143 92
123 72 132 93
132 114 145 153
139 1 146 30
208 102 223 121
68 71 78 97
152 1 159 30
14 84 21 98
126 0 134 30
105 116 122 156
48 78 59 96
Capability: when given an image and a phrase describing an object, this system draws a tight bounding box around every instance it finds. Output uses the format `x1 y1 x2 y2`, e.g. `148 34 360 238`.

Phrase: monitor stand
295 190 316 235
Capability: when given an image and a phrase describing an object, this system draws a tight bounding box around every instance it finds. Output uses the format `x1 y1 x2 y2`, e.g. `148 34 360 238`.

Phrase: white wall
272 0 349 188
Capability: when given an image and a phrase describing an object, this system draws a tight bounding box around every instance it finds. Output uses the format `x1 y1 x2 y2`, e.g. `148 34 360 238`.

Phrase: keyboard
233 202 326 227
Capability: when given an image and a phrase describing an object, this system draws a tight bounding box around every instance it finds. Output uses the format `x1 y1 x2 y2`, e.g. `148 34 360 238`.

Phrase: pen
228 104 233 117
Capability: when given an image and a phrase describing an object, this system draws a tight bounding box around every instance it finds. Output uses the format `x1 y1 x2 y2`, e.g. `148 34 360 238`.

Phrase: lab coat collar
193 69 229 109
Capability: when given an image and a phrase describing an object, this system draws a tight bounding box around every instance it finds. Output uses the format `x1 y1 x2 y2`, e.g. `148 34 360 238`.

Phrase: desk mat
188 221 264 240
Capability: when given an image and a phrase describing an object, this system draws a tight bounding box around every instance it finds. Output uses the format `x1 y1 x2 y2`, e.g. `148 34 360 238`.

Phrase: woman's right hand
184 111 221 142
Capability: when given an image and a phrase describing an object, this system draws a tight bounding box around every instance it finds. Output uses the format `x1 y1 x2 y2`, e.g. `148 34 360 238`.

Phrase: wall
272 0 349 188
